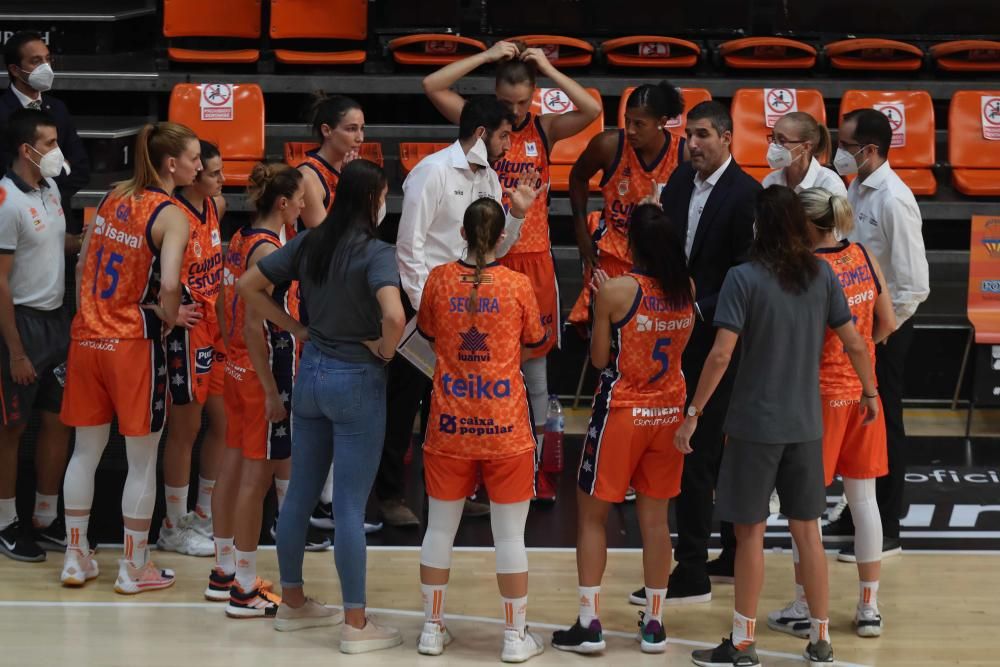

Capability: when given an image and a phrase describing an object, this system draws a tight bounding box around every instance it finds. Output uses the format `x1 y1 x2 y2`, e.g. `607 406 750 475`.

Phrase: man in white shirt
834 108 930 558
377 97 540 526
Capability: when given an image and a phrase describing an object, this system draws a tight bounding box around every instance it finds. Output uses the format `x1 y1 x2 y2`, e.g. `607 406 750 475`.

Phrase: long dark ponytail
296 159 387 285
751 185 819 294
627 204 692 310
462 198 506 315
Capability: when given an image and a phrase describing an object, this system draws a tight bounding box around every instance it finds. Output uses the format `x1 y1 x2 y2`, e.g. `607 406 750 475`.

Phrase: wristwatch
686 405 703 418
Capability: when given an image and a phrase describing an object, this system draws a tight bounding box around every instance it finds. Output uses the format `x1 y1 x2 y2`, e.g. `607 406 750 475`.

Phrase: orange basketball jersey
595 131 683 264
299 149 340 215
494 114 551 254
72 187 174 341
417 261 547 460
602 272 694 407
817 241 880 399
175 193 224 310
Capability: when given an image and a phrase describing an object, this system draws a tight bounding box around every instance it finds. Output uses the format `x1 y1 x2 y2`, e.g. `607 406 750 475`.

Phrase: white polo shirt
685 155 732 258
396 140 524 309
0 171 66 310
847 160 929 326
762 157 847 196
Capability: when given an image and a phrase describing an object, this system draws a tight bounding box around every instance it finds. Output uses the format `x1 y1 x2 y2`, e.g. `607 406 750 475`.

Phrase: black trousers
674 337 737 574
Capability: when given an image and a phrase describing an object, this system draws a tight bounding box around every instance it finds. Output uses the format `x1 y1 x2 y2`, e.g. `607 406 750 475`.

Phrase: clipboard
396 317 436 379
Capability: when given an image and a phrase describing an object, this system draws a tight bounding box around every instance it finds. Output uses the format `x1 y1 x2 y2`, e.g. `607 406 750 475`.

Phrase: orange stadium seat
283 142 384 168
719 37 817 70
948 91 1000 196
531 87 604 191
617 87 712 137
731 88 826 182
388 35 487 66
507 36 594 68
398 142 452 177
824 38 924 72
270 0 367 65
601 36 701 69
162 0 262 64
168 83 265 186
930 40 1000 73
839 90 936 195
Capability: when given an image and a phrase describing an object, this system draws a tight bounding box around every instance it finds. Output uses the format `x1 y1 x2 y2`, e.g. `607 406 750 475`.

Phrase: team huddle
1 38 927 666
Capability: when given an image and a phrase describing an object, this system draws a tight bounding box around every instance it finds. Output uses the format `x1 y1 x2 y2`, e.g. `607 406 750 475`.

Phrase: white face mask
766 143 795 170
834 146 865 176
376 201 386 226
22 63 54 92
466 132 490 168
29 145 65 179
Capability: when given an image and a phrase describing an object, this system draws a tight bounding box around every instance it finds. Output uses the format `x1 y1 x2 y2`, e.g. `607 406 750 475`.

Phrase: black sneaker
665 570 712 605
692 636 759 667
837 537 901 563
270 515 332 552
309 502 334 530
551 617 606 654
0 520 45 562
823 514 854 543
706 552 735 584
804 639 834 663
638 611 667 653
34 516 67 551
628 586 646 606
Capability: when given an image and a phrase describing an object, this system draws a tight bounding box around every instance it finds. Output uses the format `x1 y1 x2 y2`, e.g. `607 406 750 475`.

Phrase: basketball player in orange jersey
59 122 198 592
567 82 686 329
552 205 694 655
768 187 895 641
422 40 601 500
297 94 364 229
155 140 227 559
415 198 547 663
219 163 305 618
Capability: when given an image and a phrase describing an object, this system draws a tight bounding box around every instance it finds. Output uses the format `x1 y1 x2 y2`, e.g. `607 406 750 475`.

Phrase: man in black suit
1 31 89 241
658 101 760 604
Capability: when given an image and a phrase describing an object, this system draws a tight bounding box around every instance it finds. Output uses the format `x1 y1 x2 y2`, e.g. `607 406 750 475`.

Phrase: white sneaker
157 520 213 557
766 599 811 638
114 559 176 594
855 607 883 637
827 493 848 522
768 489 781 515
501 628 544 663
180 511 213 539
417 621 453 655
60 548 99 587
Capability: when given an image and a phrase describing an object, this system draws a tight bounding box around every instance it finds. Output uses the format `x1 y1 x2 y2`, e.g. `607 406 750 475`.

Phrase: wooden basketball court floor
1 545 996 666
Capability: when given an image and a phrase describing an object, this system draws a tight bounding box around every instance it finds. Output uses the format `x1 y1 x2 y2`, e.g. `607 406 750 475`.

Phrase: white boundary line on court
0 599 872 667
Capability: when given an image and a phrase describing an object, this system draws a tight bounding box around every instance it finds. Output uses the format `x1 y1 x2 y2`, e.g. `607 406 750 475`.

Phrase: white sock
33 493 58 528
859 580 879 612
795 583 808 607
235 548 257 591
214 536 235 574
164 484 188 528
274 478 290 513
195 477 214 518
421 583 448 623
123 527 149 568
502 595 528 633
66 514 91 553
0 497 16 530
578 586 600 625
732 611 756 649
644 586 666 624
320 468 333 505
809 617 829 645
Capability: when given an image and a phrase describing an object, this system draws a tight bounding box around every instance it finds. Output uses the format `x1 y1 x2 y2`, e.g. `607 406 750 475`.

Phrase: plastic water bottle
541 395 564 473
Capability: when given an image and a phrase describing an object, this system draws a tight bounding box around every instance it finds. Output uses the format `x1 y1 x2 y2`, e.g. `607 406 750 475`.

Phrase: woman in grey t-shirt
675 186 879 667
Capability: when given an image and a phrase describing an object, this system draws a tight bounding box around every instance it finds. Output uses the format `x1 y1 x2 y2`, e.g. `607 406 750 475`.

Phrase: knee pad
491 501 529 574
420 497 464 570
844 477 882 563
63 424 112 511
521 357 548 428
122 432 161 519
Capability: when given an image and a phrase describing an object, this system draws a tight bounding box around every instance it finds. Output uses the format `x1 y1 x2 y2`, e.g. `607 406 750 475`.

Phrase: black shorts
715 436 826 524
0 306 70 426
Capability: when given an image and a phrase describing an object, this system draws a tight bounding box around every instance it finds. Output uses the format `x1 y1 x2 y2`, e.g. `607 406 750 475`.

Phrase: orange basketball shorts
223 361 291 460
577 404 685 502
60 338 167 436
165 315 221 405
423 450 536 504
821 396 888 485
209 331 226 397
567 254 631 329
498 250 560 357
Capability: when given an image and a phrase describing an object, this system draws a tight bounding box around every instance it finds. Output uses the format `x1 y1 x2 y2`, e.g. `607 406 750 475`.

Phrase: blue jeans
276 342 387 608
